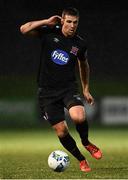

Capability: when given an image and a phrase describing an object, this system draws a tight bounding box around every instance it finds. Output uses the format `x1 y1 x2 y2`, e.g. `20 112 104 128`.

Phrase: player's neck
61 30 75 38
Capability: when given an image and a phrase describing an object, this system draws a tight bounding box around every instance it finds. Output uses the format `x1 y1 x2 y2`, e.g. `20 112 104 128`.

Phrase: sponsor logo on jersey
51 49 69 65
70 46 79 56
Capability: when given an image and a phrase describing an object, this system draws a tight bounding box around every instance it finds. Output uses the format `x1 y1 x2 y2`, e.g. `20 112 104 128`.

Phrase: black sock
58 133 85 161
76 120 90 146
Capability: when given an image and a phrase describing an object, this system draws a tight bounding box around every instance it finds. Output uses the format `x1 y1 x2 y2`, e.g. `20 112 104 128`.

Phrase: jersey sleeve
76 34 88 61
77 43 88 61
36 25 52 39
37 25 59 39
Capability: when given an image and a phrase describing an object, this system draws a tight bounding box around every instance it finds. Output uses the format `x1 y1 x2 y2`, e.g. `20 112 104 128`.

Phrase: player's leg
69 105 89 145
52 121 91 172
52 121 85 161
43 101 85 161
69 104 102 160
42 100 91 172
64 91 102 160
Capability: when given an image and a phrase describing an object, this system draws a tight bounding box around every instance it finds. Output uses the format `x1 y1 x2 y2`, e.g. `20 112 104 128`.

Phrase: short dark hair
62 7 79 17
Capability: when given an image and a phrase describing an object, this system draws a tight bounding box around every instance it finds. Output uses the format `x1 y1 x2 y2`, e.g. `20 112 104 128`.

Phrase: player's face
61 15 79 37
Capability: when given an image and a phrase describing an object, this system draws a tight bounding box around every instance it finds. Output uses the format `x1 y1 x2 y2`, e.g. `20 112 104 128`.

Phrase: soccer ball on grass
48 150 70 172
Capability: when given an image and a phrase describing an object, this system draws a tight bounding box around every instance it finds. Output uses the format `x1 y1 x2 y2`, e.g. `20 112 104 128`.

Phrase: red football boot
85 142 102 159
79 159 91 172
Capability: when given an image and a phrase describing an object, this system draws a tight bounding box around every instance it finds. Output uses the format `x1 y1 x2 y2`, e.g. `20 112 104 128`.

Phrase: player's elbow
20 22 32 34
20 25 27 34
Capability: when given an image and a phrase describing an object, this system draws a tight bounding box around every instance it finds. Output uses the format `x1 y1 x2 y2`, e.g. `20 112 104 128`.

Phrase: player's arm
78 58 94 105
20 15 61 37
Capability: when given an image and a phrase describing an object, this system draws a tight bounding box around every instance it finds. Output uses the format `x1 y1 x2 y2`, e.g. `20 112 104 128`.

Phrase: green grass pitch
0 127 128 179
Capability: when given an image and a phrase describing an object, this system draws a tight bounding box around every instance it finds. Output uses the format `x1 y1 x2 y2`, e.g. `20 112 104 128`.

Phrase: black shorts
37 86 84 126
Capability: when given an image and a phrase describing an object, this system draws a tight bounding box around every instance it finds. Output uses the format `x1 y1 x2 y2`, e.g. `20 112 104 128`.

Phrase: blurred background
0 0 128 129
1 2 128 178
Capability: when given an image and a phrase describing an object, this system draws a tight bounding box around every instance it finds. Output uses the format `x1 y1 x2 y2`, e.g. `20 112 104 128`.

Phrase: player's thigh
63 90 86 123
43 100 65 126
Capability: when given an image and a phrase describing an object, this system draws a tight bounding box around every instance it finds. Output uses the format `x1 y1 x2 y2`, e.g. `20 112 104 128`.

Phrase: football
48 150 70 172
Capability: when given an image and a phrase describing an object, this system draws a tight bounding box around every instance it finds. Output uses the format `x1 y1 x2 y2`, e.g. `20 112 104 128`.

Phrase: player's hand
83 90 94 106
47 15 61 26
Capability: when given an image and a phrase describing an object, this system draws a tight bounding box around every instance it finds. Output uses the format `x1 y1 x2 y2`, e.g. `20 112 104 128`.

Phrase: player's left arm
78 58 94 105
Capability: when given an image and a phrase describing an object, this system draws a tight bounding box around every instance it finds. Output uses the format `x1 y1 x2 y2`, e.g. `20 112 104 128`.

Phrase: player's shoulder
39 25 61 33
55 25 61 30
75 33 87 48
76 33 87 43
42 25 60 31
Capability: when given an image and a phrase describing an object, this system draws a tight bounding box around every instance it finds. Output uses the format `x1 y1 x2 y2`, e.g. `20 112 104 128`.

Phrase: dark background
0 0 128 128
0 0 128 79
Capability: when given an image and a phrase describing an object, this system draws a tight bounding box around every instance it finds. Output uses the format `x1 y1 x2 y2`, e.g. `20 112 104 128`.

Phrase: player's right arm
20 15 61 37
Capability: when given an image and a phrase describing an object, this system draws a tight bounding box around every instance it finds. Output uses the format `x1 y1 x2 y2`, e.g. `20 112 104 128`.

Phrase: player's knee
52 121 68 137
70 110 86 123
69 105 86 123
73 114 85 123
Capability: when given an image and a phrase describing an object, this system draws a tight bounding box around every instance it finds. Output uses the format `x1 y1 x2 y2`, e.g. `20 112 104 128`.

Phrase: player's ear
61 18 64 25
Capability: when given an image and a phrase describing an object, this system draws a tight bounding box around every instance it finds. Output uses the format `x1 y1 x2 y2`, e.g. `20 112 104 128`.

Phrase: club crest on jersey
51 49 69 65
70 46 79 56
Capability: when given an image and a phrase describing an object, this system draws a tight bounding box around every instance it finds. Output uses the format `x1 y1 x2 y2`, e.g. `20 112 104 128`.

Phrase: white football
48 150 70 172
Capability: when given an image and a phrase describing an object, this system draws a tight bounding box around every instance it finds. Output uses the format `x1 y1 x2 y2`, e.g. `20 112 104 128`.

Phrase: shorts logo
51 49 69 65
43 112 48 121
